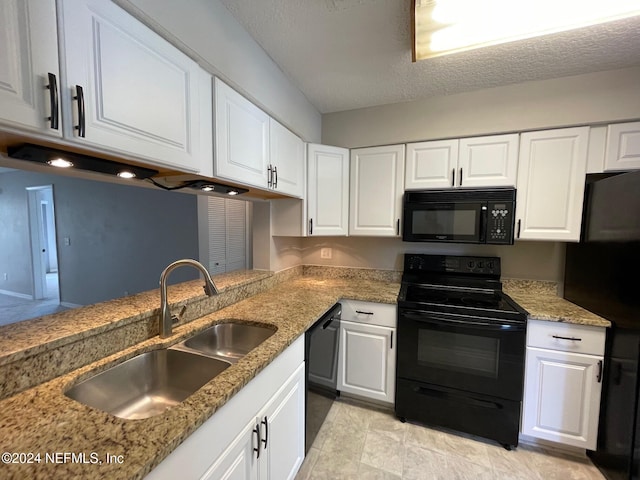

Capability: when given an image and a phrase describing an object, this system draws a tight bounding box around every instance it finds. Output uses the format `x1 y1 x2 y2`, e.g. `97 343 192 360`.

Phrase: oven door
403 201 488 243
397 308 526 400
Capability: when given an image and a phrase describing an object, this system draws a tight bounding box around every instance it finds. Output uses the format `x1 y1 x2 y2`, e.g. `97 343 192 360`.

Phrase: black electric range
395 253 528 449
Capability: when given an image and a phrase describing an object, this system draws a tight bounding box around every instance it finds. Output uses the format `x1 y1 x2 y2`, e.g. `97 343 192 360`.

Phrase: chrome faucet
159 259 219 338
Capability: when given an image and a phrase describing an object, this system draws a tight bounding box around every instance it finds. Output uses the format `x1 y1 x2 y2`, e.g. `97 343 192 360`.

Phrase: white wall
114 0 321 142
302 237 566 282
322 67 640 148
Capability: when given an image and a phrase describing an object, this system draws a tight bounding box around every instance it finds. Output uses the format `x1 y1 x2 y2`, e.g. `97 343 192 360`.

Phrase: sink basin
65 349 230 419
175 322 276 363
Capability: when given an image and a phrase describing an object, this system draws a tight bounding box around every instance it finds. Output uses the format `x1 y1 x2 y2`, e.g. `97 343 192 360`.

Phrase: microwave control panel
487 202 514 244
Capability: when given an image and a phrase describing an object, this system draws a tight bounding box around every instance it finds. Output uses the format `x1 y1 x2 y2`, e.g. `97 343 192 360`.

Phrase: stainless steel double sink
65 322 276 420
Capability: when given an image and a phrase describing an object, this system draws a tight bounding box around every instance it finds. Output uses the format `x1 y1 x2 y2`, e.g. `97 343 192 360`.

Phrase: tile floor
0 273 70 326
296 398 606 480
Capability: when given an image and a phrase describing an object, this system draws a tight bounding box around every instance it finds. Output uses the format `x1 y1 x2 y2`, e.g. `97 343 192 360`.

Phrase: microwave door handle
479 206 488 243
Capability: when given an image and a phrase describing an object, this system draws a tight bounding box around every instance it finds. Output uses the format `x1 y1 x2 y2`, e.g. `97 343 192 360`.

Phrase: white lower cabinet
522 320 605 450
146 336 305 480
201 420 258 480
338 300 396 405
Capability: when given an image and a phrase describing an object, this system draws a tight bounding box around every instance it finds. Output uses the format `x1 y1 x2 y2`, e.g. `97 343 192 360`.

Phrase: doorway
26 185 60 302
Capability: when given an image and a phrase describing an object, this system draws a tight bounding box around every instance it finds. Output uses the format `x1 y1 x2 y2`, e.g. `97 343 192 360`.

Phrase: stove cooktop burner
399 284 526 322
404 285 517 312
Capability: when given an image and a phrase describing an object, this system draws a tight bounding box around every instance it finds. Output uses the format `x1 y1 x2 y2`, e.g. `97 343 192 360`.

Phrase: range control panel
404 254 501 276
487 201 515 244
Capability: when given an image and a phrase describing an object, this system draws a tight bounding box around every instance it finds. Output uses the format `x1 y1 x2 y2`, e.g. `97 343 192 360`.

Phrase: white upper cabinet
515 127 589 241
0 0 61 137
214 77 270 188
307 143 349 236
406 134 518 189
458 134 519 187
269 119 304 198
406 139 458 189
605 121 640 171
58 0 211 174
349 145 405 237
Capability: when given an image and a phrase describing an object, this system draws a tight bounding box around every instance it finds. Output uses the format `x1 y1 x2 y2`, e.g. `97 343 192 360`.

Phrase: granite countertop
503 280 611 328
0 273 611 479
0 276 399 480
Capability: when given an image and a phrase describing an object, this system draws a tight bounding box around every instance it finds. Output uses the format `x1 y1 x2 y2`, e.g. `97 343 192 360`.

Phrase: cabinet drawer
527 319 605 356
340 300 396 328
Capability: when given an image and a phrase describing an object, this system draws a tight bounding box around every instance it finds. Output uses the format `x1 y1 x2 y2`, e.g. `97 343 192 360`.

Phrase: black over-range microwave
402 187 516 244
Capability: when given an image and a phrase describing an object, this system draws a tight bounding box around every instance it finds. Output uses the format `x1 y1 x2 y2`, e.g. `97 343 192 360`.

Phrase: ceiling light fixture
413 0 640 60
7 144 158 180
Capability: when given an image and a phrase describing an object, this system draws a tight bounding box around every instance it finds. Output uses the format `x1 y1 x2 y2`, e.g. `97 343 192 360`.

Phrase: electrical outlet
320 247 332 259
3 273 7 281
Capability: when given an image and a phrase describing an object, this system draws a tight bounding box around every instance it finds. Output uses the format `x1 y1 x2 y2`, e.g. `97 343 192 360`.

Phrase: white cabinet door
349 145 405 237
605 122 640 171
0 0 61 137
458 134 519 187
405 139 458 189
214 77 270 188
58 0 210 174
269 119 304 198
201 420 258 480
146 337 304 480
258 363 305 480
515 127 589 241
338 320 396 405
307 143 349 236
522 347 603 450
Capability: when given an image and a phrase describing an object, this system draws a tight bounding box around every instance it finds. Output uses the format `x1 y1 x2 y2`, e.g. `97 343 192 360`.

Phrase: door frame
26 185 59 300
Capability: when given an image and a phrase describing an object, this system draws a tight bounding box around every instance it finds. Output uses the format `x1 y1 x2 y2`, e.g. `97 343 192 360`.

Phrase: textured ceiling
218 0 640 114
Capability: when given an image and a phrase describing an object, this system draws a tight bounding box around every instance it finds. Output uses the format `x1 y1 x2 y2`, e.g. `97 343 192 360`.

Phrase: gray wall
322 67 640 148
0 170 199 306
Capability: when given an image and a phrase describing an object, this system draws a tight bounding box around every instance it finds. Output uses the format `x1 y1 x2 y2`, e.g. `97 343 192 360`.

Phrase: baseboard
518 433 588 458
60 302 82 309
0 289 33 300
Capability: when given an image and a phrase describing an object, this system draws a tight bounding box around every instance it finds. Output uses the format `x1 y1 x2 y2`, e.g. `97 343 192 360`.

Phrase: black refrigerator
564 170 640 480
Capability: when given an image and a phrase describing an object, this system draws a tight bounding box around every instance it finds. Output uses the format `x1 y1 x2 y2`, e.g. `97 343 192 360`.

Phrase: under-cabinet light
47 158 74 168
117 171 137 179
187 180 248 196
7 144 158 180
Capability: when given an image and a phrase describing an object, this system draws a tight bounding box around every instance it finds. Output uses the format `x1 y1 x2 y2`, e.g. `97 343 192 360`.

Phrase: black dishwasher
305 303 341 453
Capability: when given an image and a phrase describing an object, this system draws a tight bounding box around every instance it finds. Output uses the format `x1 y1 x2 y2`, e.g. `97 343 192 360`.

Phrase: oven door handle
401 311 526 331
